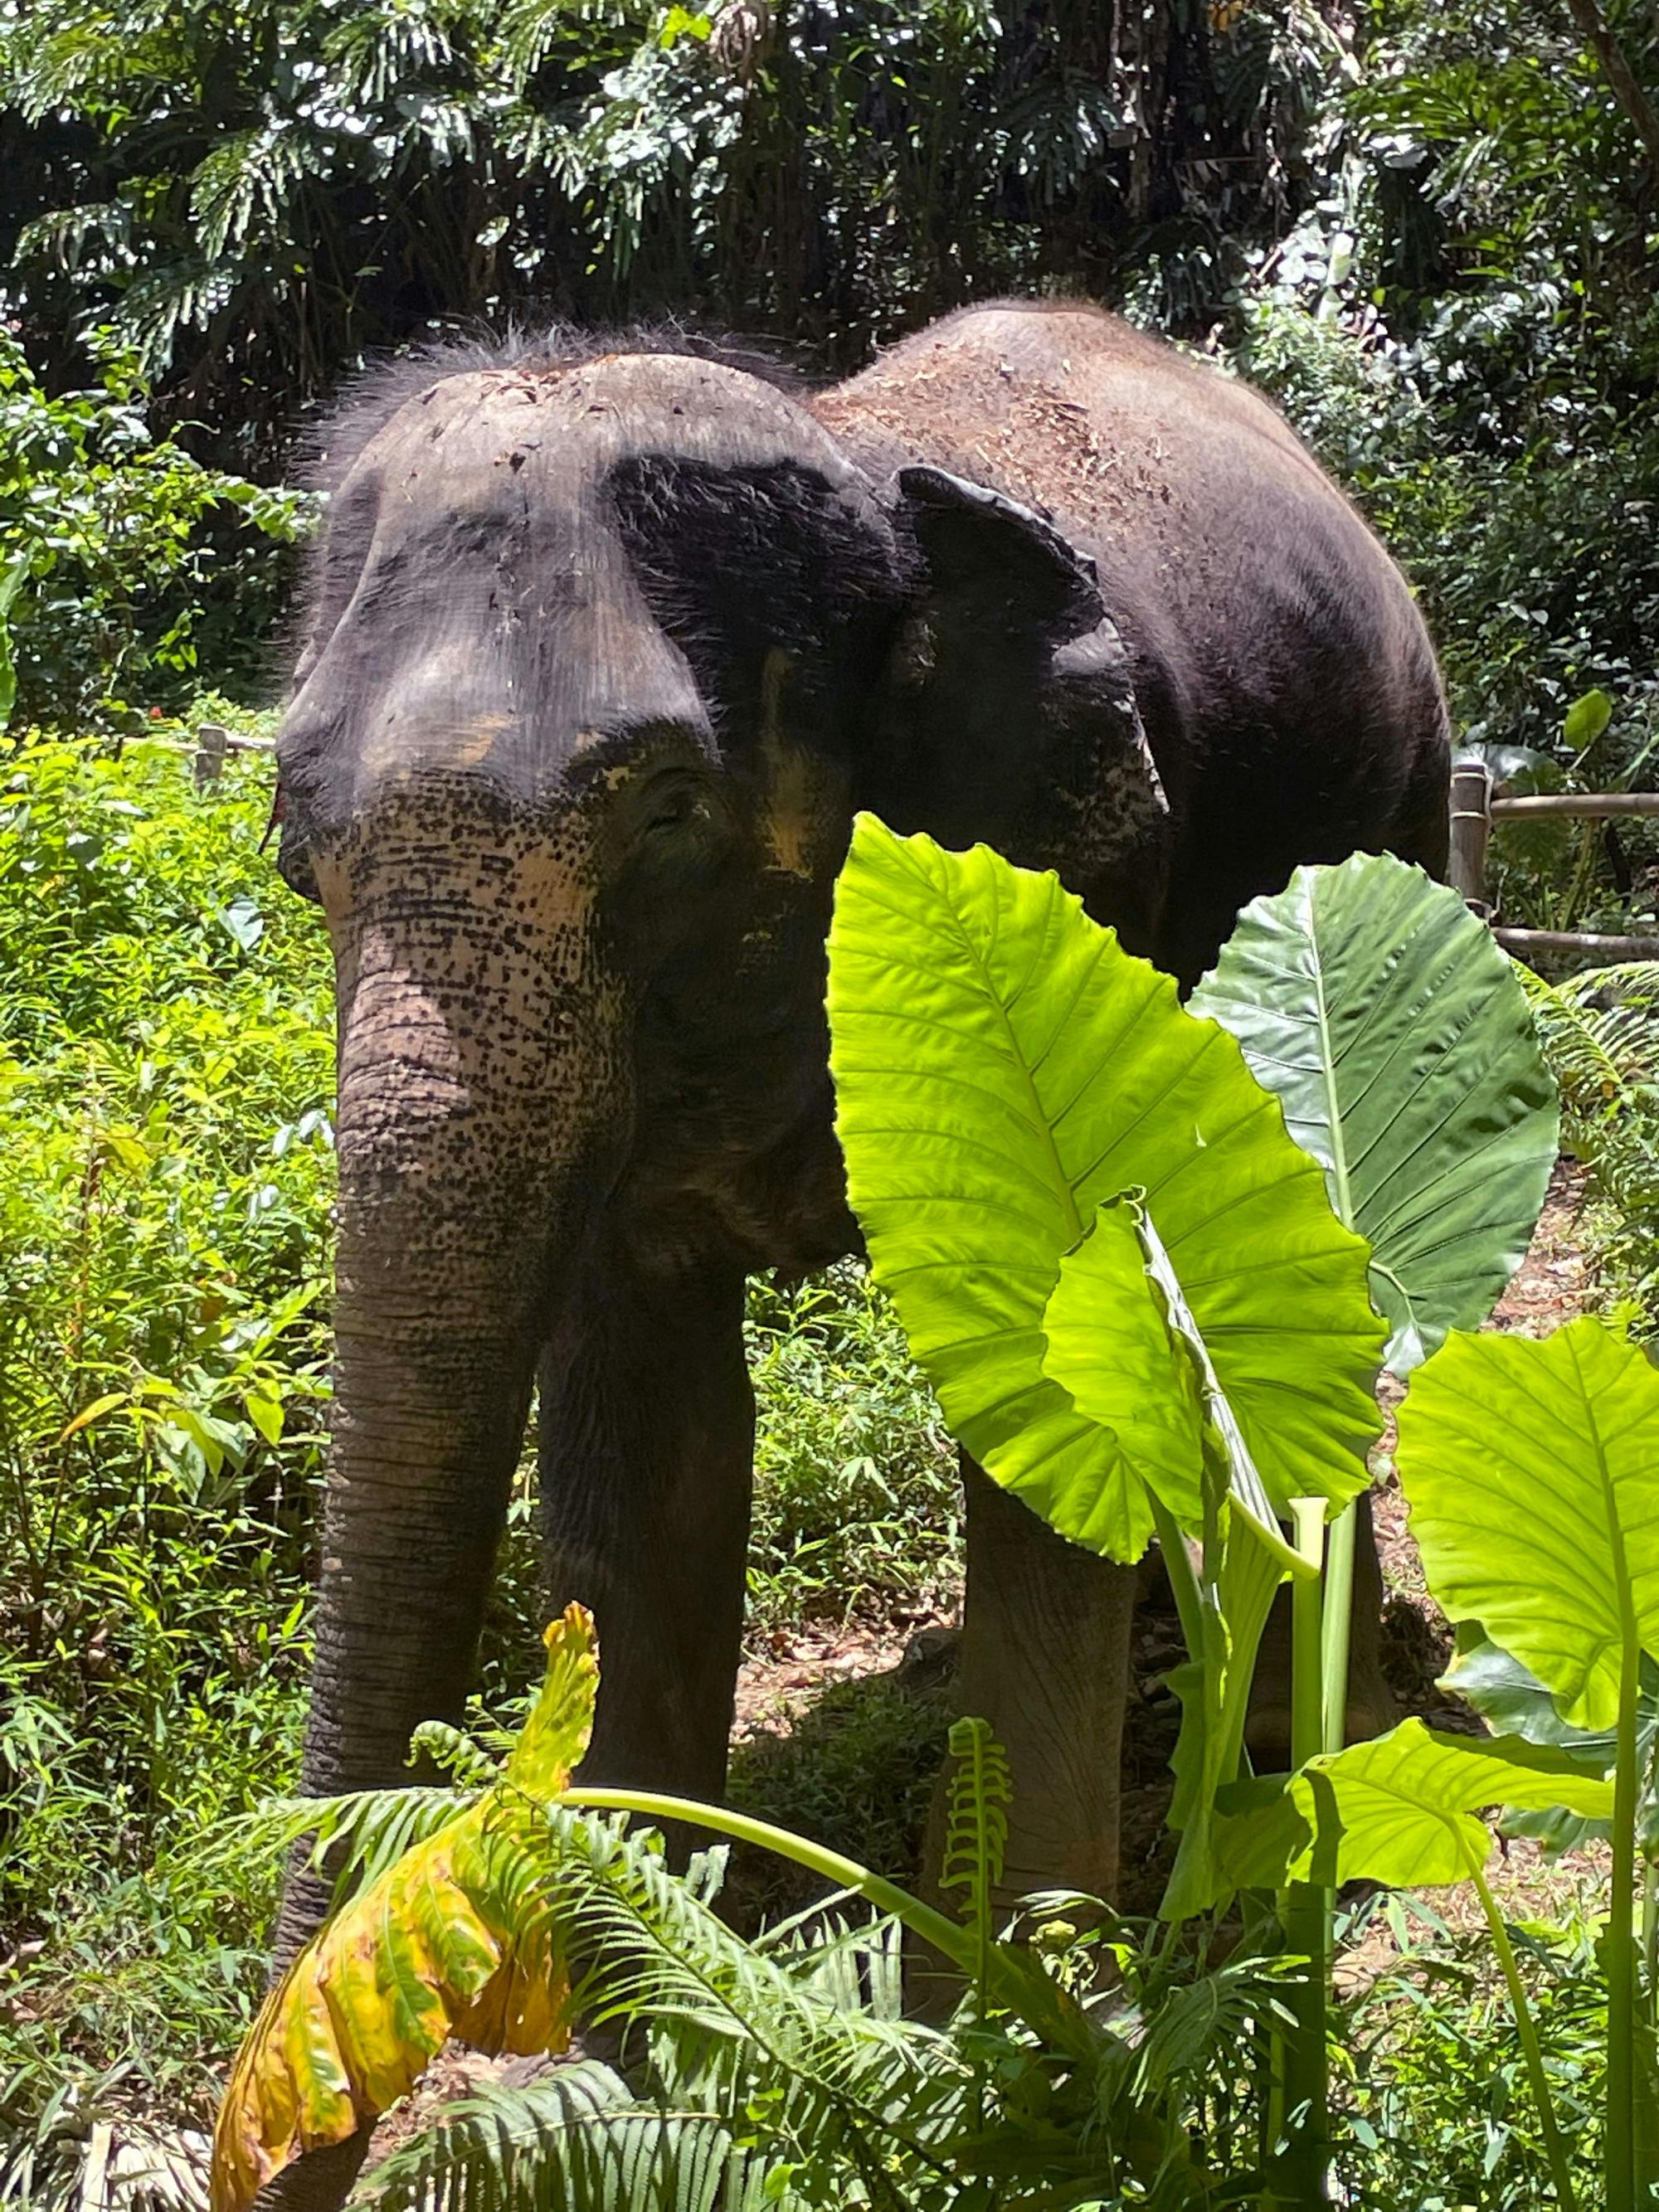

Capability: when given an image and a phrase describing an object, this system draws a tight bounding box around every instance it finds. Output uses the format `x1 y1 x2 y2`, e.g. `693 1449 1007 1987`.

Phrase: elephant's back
817 299 1450 976
817 299 1330 535
815 299 1423 709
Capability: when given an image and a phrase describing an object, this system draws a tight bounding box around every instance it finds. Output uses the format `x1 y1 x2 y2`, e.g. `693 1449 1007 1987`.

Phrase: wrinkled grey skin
265 300 1447 2196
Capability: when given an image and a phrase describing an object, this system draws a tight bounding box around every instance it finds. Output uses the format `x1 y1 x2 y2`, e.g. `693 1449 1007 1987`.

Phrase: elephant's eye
644 784 704 835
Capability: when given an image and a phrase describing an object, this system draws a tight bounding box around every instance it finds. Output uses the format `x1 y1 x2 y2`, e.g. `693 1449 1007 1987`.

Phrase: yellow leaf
55 1391 129 1446
210 1607 598 2212
100 1128 150 1176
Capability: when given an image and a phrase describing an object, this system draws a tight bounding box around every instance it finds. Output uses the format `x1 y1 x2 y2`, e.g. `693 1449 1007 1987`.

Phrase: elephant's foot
251 2130 371 2212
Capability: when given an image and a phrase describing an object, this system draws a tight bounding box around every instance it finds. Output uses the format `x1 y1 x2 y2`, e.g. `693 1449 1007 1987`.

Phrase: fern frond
1517 959 1659 1212
938 1717 1010 2013
348 1812 968 2210
538 1811 933 2078
353 2060 782 2212
202 1782 472 1904
411 1718 503 1790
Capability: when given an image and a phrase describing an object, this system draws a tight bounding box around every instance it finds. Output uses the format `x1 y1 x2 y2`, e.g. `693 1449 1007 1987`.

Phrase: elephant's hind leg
933 1456 1138 1917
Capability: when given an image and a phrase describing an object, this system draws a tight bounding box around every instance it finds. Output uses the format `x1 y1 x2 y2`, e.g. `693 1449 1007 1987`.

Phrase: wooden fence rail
1490 792 1659 821
1451 759 1659 960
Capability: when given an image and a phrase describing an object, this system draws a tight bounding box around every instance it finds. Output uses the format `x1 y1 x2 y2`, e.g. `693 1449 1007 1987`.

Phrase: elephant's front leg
944 1456 1139 1913
538 1247 754 1803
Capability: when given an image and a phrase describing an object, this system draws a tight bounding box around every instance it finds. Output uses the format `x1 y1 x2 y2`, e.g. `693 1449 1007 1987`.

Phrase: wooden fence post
1447 757 1492 916
193 722 229 789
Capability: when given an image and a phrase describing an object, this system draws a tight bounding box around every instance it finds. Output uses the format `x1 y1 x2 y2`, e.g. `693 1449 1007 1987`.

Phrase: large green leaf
1039 1194 1209 1539
827 817 1384 1559
1041 1194 1297 1917
1216 1719 1616 1891
1190 853 1559 1371
1397 1319 1659 1730
1443 1635 1659 1858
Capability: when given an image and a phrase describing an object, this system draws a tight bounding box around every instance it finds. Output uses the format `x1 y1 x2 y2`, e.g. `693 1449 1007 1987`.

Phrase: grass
747 1265 960 1636
1333 1890 1612 2208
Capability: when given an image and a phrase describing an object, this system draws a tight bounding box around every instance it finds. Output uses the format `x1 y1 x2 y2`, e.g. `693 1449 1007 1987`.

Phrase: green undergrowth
727 1670 954 1929
747 1266 959 1635
3 722 1641 2207
1333 1893 1611 2208
0 723 962 2172
0 717 332 2166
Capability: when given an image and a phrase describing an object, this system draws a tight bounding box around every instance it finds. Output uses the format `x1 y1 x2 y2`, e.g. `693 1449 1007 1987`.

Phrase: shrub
0 341 315 730
0 729 334 2146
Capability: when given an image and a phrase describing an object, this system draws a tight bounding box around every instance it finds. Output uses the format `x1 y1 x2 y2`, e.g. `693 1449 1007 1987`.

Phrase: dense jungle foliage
4 0 1659 2200
2 0 1658 814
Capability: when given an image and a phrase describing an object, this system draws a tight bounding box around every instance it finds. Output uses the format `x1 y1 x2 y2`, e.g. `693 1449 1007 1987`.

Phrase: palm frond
323 2 459 109
189 129 332 260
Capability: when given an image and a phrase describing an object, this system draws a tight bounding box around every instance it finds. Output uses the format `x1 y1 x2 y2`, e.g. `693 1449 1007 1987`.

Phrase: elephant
269 296 1448 2039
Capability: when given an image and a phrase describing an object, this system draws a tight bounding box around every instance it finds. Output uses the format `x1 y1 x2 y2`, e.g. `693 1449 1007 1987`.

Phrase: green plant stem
1610 1624 1641 2210
1149 1489 1207 1665
562 1785 967 1957
1463 1848 1578 2212
1319 1500 1356 1756
1271 1501 1330 2210
1289 1501 1327 1772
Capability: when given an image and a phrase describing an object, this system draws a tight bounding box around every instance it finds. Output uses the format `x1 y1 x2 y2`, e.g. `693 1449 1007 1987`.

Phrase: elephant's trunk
273 803 620 1966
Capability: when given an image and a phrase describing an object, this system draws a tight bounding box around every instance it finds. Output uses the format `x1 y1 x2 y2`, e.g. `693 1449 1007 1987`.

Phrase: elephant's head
270 342 1146 1927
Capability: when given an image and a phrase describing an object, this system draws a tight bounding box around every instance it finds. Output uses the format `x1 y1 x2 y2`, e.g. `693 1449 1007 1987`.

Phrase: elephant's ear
898 464 1104 642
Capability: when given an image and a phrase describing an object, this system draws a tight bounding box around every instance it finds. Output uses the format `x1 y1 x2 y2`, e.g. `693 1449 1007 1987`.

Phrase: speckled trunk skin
273 793 618 1946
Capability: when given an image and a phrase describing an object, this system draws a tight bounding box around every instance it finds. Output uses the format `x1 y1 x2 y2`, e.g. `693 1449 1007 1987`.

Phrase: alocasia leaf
1038 1194 1208 1537
827 817 1384 1561
1190 853 1558 1370
1443 1635 1659 1858
1041 1194 1300 1918
1215 1719 1616 1890
212 1607 598 2212
1396 1318 1659 1730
